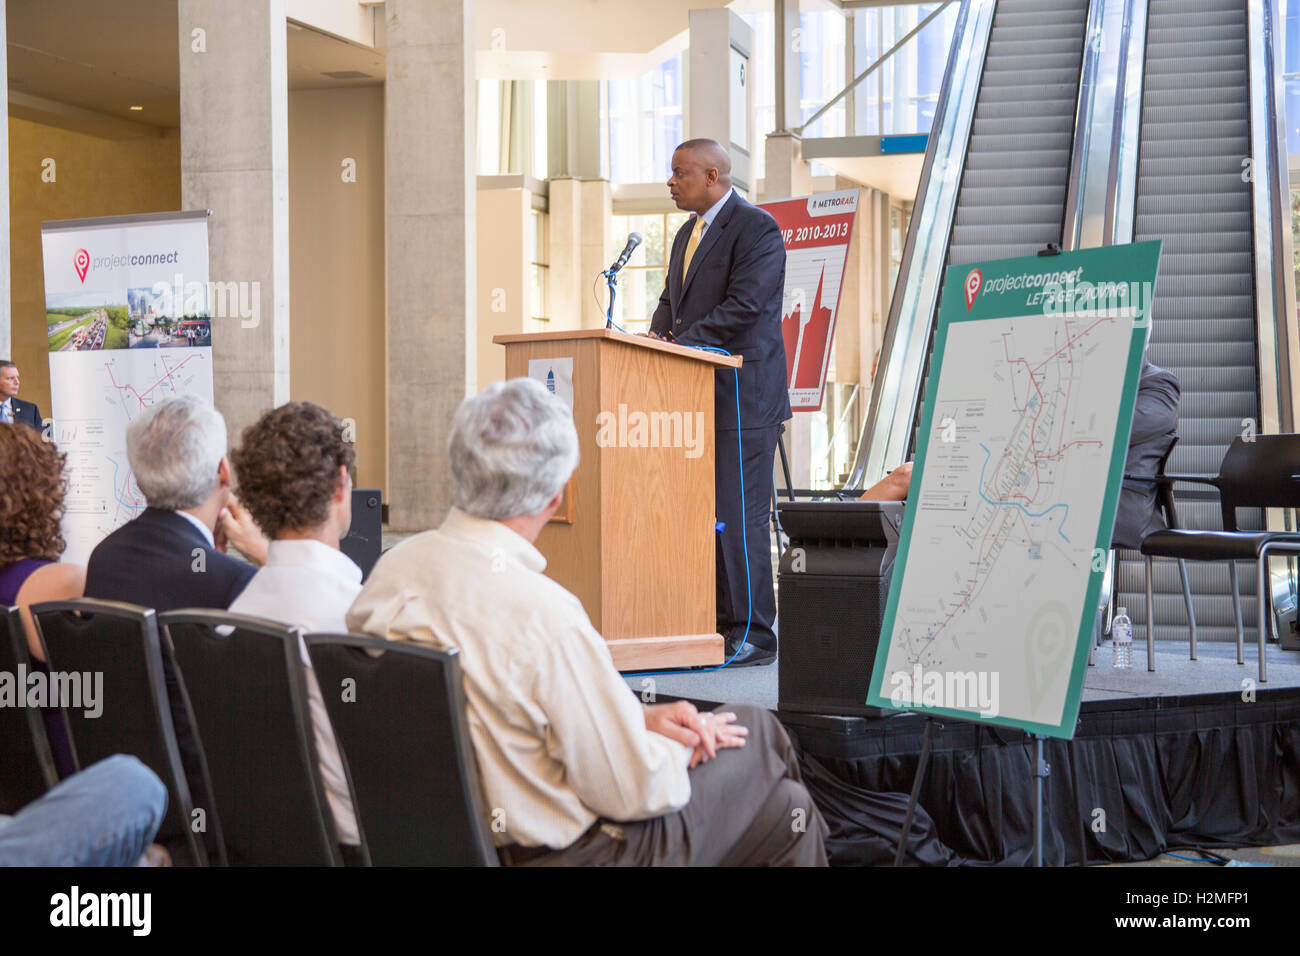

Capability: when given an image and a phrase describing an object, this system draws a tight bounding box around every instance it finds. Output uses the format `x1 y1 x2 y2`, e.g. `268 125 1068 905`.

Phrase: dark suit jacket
84 507 256 611
5 397 42 432
83 506 256 855
1112 360 1181 550
651 191 792 431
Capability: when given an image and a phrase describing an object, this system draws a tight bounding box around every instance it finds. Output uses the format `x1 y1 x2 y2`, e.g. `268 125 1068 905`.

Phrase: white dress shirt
228 538 361 846
175 509 215 547
0 397 13 424
697 185 734 235
346 507 693 850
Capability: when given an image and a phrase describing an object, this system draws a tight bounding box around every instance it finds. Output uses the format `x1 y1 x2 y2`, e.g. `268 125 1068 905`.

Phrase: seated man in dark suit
0 360 43 431
1112 359 1181 550
83 394 267 861
84 394 267 608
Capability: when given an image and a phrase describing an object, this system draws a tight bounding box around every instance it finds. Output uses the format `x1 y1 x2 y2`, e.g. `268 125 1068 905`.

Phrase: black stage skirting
779 688 1300 866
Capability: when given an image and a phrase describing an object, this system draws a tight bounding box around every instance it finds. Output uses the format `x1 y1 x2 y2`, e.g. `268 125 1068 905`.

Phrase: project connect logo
964 268 982 311
74 248 90 283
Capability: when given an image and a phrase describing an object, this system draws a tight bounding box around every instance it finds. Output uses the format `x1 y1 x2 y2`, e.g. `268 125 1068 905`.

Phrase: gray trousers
520 704 828 867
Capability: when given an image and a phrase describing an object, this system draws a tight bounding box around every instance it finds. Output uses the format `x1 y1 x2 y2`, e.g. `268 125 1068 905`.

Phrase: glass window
604 212 691 330
852 3 958 138
605 54 686 185
530 211 549 325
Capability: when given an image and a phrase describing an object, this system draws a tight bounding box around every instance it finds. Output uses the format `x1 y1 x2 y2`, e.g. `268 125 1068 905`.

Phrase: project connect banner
761 188 859 413
40 210 214 564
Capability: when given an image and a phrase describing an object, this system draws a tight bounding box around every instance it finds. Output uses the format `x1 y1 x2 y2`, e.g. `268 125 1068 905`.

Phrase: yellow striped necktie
681 215 706 280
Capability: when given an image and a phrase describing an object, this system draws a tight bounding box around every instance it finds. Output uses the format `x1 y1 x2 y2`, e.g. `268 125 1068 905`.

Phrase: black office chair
304 634 499 866
1139 435 1300 682
159 610 346 866
0 606 60 814
30 598 218 865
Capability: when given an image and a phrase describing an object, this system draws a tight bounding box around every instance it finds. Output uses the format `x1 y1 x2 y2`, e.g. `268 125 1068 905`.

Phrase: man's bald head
668 139 733 214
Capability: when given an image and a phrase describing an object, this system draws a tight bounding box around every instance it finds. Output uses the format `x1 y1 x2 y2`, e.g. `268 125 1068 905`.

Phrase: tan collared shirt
346 507 692 849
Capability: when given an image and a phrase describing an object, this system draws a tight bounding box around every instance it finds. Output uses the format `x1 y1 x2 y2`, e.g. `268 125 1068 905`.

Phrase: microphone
607 232 643 275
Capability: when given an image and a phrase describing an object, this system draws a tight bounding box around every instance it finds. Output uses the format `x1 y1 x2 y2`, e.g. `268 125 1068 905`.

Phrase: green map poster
865 241 1161 738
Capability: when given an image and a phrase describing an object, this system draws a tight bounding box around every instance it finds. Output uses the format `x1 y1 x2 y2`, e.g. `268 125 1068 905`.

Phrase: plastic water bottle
1112 607 1133 669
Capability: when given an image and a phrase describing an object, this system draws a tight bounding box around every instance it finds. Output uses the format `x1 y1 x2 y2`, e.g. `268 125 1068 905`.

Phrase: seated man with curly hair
227 401 361 861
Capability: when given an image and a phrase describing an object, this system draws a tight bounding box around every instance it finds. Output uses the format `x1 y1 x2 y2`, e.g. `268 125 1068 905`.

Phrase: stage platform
625 642 1300 867
624 642 1300 712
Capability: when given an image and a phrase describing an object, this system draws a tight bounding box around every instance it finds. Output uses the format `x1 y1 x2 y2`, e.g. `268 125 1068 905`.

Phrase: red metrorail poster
760 189 859 412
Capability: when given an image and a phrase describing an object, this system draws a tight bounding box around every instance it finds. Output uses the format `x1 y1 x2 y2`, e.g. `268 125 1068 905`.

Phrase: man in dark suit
83 394 267 860
0 361 43 431
1112 360 1181 550
648 139 791 667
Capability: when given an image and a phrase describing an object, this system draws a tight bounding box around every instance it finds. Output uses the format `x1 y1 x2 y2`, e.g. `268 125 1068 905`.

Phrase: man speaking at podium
648 139 790 667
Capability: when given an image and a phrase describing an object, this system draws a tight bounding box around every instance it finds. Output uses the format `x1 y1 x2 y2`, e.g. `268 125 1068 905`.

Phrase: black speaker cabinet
777 500 903 717
341 488 383 581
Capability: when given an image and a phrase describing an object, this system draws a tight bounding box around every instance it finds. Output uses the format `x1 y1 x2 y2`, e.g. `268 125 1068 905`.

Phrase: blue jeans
0 755 168 866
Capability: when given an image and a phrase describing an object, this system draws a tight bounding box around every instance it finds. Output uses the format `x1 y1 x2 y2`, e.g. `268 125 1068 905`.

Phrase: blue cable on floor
626 345 753 678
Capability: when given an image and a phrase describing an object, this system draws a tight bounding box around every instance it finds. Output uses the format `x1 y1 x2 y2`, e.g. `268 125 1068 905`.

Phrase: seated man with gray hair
84 394 268 863
347 377 828 866
85 393 267 610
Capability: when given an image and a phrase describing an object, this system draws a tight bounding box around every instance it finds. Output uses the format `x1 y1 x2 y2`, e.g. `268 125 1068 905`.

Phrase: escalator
1116 0 1264 643
849 0 1297 649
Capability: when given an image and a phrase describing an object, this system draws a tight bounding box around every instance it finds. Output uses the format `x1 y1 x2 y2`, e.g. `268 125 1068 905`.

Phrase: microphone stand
604 268 618 330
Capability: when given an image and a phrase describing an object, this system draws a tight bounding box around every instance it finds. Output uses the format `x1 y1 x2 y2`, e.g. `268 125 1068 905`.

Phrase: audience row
0 381 827 866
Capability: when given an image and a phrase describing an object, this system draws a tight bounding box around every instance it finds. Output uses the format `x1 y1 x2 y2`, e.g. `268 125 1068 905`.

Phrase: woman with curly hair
0 424 85 659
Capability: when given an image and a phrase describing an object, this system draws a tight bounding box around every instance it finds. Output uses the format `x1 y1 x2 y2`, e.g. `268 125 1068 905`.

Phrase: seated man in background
227 401 362 862
84 394 267 609
83 394 268 862
1111 359 1181 550
348 378 828 866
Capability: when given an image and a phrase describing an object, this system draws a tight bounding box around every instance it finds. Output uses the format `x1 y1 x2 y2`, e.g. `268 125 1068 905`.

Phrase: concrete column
761 131 812 202
384 0 475 530
178 0 290 439
773 0 801 133
547 178 583 330
579 179 613 329
688 9 756 196
0 13 10 360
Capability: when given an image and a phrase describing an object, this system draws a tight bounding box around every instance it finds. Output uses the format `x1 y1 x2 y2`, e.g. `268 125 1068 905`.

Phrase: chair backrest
0 606 60 814
1216 434 1300 530
159 610 342 866
30 598 214 865
304 634 499 866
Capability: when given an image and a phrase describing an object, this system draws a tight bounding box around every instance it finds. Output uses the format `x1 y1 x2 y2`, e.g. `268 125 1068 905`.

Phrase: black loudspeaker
777 500 903 717
341 488 383 581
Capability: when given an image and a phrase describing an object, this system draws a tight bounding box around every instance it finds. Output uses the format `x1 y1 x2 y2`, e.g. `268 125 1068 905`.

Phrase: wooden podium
493 329 741 671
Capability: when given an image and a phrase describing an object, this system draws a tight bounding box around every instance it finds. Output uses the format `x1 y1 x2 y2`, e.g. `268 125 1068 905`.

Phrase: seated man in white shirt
347 377 828 866
227 400 363 863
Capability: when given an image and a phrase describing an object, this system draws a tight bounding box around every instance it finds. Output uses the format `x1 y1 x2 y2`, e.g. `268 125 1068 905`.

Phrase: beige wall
475 185 530 387
7 118 181 415
287 85 387 493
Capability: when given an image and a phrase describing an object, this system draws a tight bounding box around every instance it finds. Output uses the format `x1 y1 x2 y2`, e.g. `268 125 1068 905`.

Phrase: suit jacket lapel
669 220 688 315
679 192 739 303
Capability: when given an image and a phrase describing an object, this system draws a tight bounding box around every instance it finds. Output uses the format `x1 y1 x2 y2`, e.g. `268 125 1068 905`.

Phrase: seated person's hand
217 495 270 566
860 461 912 501
689 711 747 769
643 702 748 769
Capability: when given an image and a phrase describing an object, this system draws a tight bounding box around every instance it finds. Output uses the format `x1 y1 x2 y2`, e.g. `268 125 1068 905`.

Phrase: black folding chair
304 634 499 866
1090 436 1199 666
159 610 346 866
0 606 60 814
1140 435 1300 682
30 598 217 865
